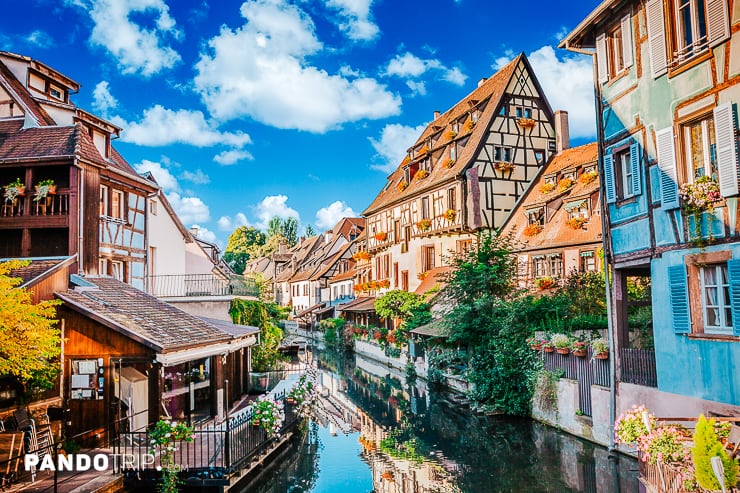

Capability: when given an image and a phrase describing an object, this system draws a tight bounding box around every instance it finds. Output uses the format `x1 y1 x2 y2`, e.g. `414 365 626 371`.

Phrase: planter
530 344 542 351
286 397 296 405
252 420 261 427
543 346 554 353
556 348 570 355
573 349 587 357
594 352 609 360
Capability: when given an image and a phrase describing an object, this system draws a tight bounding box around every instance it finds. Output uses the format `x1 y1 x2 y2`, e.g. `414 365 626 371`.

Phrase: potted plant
542 340 555 353
444 158 455 168
539 182 555 194
591 338 609 359
579 170 598 184
494 162 514 172
523 223 543 237
416 218 432 231
527 336 543 351
566 217 587 230
250 397 284 437
571 340 588 357
444 209 457 221
614 405 656 446
679 176 722 214
374 232 387 241
3 178 25 203
464 119 475 132
397 181 408 192
551 333 570 355
557 177 575 192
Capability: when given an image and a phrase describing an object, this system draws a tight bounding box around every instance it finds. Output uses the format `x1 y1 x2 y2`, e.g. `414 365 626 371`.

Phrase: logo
24 453 157 472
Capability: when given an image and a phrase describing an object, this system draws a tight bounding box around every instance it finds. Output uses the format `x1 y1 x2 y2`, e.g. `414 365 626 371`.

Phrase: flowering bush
557 177 575 192
415 169 430 180
579 170 598 184
550 333 570 349
566 217 587 230
679 176 722 213
444 158 456 168
534 276 555 290
539 182 556 194
571 340 588 352
614 405 656 445
149 420 195 493
251 396 284 437
638 426 689 465
288 368 319 419
416 218 432 231
352 251 371 261
523 223 543 237
444 209 457 221
445 130 457 140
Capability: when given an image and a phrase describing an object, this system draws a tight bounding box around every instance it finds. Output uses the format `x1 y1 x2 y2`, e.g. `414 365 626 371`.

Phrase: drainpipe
565 40 617 450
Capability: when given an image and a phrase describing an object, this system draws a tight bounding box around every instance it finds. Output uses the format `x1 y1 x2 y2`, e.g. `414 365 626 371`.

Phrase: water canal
241 349 638 493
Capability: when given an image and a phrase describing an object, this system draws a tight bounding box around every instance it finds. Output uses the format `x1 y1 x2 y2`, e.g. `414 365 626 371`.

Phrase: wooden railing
620 348 657 387
541 349 610 417
1 190 70 217
639 456 689 493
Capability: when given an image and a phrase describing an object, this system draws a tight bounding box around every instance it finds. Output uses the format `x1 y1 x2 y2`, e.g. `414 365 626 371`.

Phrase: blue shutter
630 142 642 196
727 259 740 336
603 154 617 204
668 264 691 334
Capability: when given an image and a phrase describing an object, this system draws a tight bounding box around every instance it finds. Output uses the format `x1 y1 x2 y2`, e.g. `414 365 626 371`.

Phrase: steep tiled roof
0 58 55 126
0 123 108 167
364 55 524 215
56 277 233 352
414 266 452 295
3 256 75 286
501 142 601 250
332 217 365 239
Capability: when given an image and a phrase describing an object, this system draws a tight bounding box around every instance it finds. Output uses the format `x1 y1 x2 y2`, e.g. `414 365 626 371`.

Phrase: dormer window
526 207 545 226
515 107 523 118
563 170 578 182
471 110 479 123
450 145 457 161
565 199 590 220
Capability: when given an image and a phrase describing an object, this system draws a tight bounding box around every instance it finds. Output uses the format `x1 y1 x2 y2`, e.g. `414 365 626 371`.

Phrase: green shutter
603 154 616 203
668 264 690 334
727 259 740 336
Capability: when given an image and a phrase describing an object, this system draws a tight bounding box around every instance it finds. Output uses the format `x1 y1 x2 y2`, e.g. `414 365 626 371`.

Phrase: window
421 245 435 272
447 187 456 211
149 246 156 277
420 197 430 220
494 146 512 162
674 0 708 60
597 14 633 82
99 258 108 276
565 200 589 220
618 149 635 198
150 199 158 216
532 256 547 278
111 260 125 281
111 190 124 220
700 264 732 334
401 271 409 291
549 254 563 278
608 23 625 75
526 207 545 226
535 150 545 165
515 107 523 118
580 251 596 272
604 142 642 203
524 108 532 119
683 114 717 181
394 262 399 288
99 185 109 216
450 144 457 161
456 239 472 254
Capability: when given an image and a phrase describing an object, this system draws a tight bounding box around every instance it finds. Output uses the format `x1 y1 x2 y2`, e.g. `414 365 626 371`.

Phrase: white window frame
111 189 124 220
99 185 109 217
619 150 636 198
699 263 732 334
111 260 125 281
673 0 708 61
683 114 717 182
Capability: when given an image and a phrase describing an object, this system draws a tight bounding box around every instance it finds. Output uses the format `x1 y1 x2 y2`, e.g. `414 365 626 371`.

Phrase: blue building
563 0 740 421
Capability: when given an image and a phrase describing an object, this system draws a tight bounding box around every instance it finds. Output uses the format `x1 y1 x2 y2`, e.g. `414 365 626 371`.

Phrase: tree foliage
304 224 317 238
374 290 431 332
229 299 287 371
0 261 62 396
267 217 298 248
224 226 267 274
692 415 738 490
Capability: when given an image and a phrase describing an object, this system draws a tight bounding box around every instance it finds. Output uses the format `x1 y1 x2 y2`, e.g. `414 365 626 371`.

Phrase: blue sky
1 0 600 246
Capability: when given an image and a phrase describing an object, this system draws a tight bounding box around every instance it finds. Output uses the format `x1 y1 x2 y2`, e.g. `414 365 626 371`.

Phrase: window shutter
629 142 642 196
603 153 617 203
714 102 739 197
707 0 730 48
727 259 740 336
646 0 668 78
596 33 608 84
621 14 634 69
656 127 680 209
667 264 691 334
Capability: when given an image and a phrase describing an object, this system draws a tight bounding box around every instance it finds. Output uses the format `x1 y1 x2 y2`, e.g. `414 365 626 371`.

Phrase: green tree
267 217 298 247
374 290 430 330
229 299 286 371
224 226 266 274
0 260 62 399
304 224 317 237
692 415 738 490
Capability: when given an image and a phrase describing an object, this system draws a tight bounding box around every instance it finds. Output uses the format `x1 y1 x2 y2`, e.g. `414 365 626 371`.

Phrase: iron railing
146 274 259 298
619 348 657 388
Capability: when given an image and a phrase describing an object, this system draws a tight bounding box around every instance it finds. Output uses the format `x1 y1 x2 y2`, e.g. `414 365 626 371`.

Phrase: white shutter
621 14 634 69
656 127 680 209
707 0 730 47
603 154 617 203
646 0 668 78
714 102 739 197
630 142 642 196
596 33 608 84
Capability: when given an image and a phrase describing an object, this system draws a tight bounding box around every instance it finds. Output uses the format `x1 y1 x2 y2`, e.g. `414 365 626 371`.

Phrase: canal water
242 350 638 493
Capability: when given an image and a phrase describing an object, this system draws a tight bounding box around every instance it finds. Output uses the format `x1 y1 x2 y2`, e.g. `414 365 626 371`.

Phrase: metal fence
146 274 259 298
542 348 611 417
619 348 657 388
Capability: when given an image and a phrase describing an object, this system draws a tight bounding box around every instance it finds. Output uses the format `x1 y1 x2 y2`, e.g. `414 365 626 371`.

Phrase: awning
337 297 376 313
564 199 588 211
156 336 258 367
316 305 335 315
409 320 446 338
295 302 326 318
414 266 452 295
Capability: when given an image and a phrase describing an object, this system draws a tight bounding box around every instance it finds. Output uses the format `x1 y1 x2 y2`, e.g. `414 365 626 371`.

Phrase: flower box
523 223 543 237
557 177 575 192
494 162 514 172
543 345 555 353
464 119 475 132
397 181 408 192
556 348 570 355
374 232 387 241
534 276 555 290
416 218 432 231
579 170 598 184
445 130 457 140
401 156 411 166
594 352 609 360
566 217 587 230
573 349 587 357
414 169 430 180
539 182 555 194
444 209 457 221
517 117 536 129
444 158 456 168
419 145 430 155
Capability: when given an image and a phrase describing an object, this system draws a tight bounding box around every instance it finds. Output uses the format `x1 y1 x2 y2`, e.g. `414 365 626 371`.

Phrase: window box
414 169 430 180
517 117 536 129
523 223 543 237
444 158 456 169
416 219 432 231
494 162 515 172
374 232 387 242
539 183 555 194
566 217 587 230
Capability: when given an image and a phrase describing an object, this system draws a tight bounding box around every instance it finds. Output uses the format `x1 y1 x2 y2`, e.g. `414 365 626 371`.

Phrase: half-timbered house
363 54 561 293
562 0 740 423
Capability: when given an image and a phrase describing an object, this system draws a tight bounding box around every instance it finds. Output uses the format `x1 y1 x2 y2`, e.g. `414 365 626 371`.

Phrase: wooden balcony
0 189 70 228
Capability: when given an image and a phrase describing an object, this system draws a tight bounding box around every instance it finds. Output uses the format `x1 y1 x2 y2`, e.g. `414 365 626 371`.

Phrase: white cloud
91 81 118 116
217 213 250 231
190 224 218 244
115 105 252 149
252 195 300 229
180 169 210 185
369 122 428 173
315 201 357 229
134 159 179 192
326 0 379 42
25 30 53 48
214 149 253 166
78 0 181 76
383 52 467 94
193 0 401 133
167 192 211 224
495 46 596 139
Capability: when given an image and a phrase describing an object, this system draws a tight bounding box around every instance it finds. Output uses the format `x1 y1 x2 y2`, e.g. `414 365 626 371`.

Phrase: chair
0 432 25 490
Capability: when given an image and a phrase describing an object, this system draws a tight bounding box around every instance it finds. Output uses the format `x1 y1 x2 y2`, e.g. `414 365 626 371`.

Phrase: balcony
146 274 259 298
619 348 657 387
1 190 70 227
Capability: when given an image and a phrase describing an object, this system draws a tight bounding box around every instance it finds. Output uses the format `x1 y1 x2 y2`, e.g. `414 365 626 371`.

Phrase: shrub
692 415 738 490
614 405 656 445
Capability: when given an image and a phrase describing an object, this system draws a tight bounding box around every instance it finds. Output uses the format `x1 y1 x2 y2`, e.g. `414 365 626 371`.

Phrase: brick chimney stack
433 110 440 119
555 110 570 154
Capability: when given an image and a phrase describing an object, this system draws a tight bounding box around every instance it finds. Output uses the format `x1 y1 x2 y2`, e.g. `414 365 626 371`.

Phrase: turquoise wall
652 246 740 406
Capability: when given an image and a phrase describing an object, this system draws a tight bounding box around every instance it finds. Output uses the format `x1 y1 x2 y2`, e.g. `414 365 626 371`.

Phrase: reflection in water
242 349 638 493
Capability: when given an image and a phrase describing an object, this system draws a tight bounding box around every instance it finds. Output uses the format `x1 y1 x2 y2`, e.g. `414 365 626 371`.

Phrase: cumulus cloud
180 169 210 185
383 52 467 94
193 0 401 133
190 224 218 244
167 192 211 224
315 201 357 229
252 195 300 229
92 81 118 116
71 0 182 76
214 149 253 166
134 159 179 192
326 0 379 42
494 46 596 139
217 213 249 231
25 30 53 48
114 105 252 149
369 122 428 173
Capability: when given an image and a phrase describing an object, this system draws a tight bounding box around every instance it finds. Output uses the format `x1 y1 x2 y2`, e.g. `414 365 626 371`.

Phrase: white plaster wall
148 199 187 276
185 242 216 275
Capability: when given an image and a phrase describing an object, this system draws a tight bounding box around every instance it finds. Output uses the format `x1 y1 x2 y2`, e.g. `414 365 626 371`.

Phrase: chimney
325 230 333 244
299 236 306 245
555 110 570 153
190 225 199 237
433 110 440 120
278 242 287 254
477 77 487 87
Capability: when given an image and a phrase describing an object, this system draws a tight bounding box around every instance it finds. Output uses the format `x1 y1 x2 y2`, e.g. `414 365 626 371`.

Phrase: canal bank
240 348 639 492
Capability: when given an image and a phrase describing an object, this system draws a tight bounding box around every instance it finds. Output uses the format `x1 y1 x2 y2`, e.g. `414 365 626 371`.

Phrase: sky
0 0 601 247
